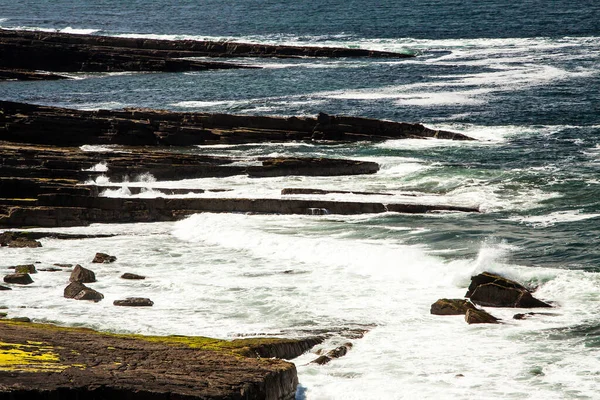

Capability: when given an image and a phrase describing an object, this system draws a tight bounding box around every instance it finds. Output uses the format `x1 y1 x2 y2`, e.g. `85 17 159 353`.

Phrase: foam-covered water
2 1 600 398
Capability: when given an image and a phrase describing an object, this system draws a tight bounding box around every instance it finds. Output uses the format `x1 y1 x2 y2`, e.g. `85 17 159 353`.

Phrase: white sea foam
83 162 108 172
59 27 100 35
506 210 600 228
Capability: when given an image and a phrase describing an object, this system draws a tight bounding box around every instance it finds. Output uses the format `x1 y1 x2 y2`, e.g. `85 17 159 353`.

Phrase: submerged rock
466 272 551 308
3 273 34 285
113 298 154 307
64 282 104 302
465 308 500 324
69 265 96 283
430 299 478 315
0 285 11 290
92 253 117 264
310 343 353 365
120 273 146 280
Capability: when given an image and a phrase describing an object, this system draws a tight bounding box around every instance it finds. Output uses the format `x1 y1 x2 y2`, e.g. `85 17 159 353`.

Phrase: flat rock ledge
0 320 320 399
0 101 474 146
0 29 413 78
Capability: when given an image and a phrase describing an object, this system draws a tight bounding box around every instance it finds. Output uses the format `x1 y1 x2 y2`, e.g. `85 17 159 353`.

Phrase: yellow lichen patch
0 341 66 372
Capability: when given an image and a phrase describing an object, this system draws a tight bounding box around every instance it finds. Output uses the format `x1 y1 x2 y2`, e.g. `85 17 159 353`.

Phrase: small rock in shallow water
0 285 11 291
430 299 477 315
64 282 103 302
9 264 37 274
465 308 500 324
113 297 154 307
11 317 31 323
3 273 34 285
121 273 145 280
69 265 96 283
92 253 117 263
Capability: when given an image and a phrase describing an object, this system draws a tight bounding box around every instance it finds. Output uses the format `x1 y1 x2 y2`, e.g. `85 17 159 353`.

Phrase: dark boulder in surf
69 265 97 283
3 273 34 285
430 299 478 315
92 253 117 264
113 297 154 307
466 272 551 308
310 342 353 365
64 282 104 302
121 273 146 280
465 308 500 324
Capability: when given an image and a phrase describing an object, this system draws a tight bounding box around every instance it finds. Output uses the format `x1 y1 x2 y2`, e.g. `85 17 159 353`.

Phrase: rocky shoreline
0 30 477 398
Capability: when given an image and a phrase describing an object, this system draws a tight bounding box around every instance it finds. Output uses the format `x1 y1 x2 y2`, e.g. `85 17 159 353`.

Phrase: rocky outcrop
3 273 33 285
0 29 412 76
310 343 353 365
0 68 68 81
69 265 96 283
92 253 117 263
0 101 473 147
121 273 146 280
0 232 42 248
248 158 379 177
430 299 478 315
465 308 500 324
0 320 305 400
113 297 154 307
466 272 551 308
64 282 104 302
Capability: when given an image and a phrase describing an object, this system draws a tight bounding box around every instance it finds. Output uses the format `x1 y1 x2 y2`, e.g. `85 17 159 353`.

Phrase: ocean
1 1 600 398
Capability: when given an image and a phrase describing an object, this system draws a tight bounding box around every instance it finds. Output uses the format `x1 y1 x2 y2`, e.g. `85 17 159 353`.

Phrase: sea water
1 1 600 399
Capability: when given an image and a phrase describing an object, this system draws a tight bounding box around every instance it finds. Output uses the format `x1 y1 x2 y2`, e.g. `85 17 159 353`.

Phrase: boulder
465 308 500 324
121 273 146 280
113 297 154 307
466 272 551 308
92 253 117 263
0 285 11 290
0 232 42 248
8 264 37 274
430 299 478 315
64 282 104 302
69 265 96 283
3 273 33 285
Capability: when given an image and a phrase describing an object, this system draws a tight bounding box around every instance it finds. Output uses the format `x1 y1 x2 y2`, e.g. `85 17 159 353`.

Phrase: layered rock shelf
0 101 479 228
0 101 473 146
0 320 323 399
0 28 414 78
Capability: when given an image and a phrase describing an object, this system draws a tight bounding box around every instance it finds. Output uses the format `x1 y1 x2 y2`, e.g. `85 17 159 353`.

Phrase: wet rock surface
92 253 117 264
69 265 97 283
113 297 154 307
63 282 104 302
0 320 304 400
3 273 34 285
121 273 146 280
465 308 500 324
466 272 551 308
430 299 478 315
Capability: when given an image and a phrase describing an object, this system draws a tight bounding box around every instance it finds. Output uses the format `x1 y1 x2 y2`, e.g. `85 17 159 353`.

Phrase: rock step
0 198 479 228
